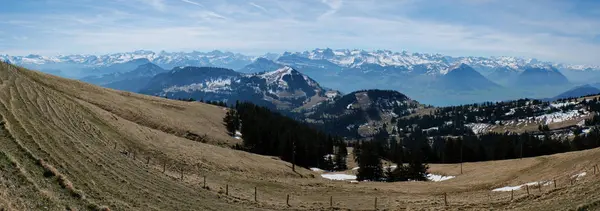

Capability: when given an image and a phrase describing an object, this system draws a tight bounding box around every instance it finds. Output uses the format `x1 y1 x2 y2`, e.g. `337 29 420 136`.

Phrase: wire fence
110 140 599 210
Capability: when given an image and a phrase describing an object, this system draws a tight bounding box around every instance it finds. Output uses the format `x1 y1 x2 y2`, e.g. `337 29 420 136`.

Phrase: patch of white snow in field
535 110 586 125
321 173 357 181
492 181 546 192
551 101 578 108
492 185 522 192
572 172 586 180
466 123 493 135
310 168 325 172
426 174 455 182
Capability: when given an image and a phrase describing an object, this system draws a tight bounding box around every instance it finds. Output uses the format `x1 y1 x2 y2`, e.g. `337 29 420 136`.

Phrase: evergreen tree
357 141 383 181
334 140 348 171
223 109 239 136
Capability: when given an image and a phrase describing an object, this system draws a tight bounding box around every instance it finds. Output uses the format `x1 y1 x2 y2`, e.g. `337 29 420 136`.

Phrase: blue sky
1 0 600 65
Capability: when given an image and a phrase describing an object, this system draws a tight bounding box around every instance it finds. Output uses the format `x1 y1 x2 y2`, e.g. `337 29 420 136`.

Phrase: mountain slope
515 65 570 87
140 66 339 110
81 62 167 92
0 62 318 210
551 84 600 101
237 57 283 73
437 63 500 90
305 89 421 137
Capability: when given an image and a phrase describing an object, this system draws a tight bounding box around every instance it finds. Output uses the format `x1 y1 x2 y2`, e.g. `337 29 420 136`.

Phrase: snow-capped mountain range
4 48 600 105
0 50 254 75
3 48 599 74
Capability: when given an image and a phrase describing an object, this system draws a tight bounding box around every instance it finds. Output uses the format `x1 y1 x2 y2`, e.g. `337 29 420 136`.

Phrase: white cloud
2 0 600 65
180 0 204 7
248 2 268 13
320 0 343 18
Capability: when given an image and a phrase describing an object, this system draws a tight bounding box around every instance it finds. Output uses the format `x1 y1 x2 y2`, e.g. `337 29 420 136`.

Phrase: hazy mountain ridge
4 48 599 105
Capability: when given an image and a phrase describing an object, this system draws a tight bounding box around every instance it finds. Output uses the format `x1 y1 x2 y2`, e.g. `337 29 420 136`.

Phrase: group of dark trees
224 102 347 170
354 130 429 182
390 126 600 164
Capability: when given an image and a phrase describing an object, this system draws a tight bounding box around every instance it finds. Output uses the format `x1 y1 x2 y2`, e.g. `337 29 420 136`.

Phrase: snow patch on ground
572 172 586 180
310 168 325 172
321 173 357 181
492 181 546 192
551 101 578 108
426 174 455 182
535 110 586 125
466 123 493 135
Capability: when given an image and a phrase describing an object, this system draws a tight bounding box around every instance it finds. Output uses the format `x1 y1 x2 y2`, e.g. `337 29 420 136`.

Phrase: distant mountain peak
441 63 471 75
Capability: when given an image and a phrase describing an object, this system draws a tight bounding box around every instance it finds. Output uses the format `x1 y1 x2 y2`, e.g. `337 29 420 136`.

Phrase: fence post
180 168 184 180
510 190 514 201
330 196 333 208
374 197 377 210
444 192 448 206
203 176 206 188
526 185 529 195
226 184 228 196
287 194 290 207
146 157 150 165
538 182 541 192
554 179 557 189
162 161 166 173
114 142 117 150
254 187 257 202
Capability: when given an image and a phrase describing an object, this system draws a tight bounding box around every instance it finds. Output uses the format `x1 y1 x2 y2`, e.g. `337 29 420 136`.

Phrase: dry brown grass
1 62 600 210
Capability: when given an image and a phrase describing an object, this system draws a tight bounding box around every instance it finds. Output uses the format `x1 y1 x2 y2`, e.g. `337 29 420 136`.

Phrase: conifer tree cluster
224 102 347 169
355 130 430 182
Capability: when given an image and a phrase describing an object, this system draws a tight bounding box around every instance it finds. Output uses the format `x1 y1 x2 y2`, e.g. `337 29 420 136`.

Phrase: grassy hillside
1 62 600 210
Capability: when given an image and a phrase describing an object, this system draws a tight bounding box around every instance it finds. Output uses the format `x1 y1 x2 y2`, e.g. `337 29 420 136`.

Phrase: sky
1 0 600 65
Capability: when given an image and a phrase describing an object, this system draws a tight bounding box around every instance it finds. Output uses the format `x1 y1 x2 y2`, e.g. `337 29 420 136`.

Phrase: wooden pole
203 176 206 188
510 190 514 201
287 194 290 207
180 168 184 180
254 187 257 202
538 182 541 192
444 193 448 206
374 197 377 210
330 196 333 208
526 185 529 195
226 184 228 196
162 161 166 173
554 179 557 189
